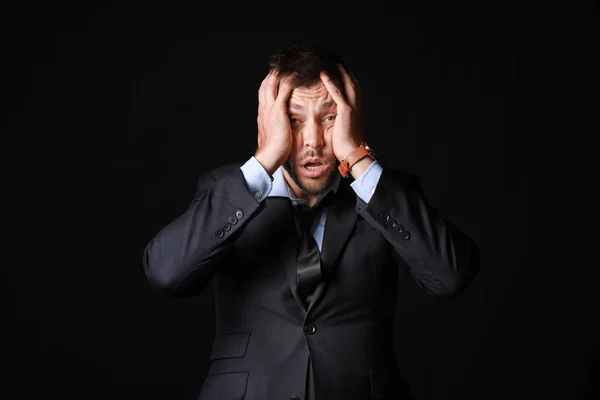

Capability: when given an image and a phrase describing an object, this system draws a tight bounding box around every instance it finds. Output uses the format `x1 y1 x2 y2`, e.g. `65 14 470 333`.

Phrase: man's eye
289 117 298 123
325 115 336 122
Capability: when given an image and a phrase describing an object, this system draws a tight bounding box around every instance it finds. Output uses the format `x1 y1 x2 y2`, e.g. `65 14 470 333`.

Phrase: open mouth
303 162 324 170
300 160 329 178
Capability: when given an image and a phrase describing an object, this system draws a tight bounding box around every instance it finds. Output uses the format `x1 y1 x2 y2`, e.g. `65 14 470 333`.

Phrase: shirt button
254 192 262 199
304 324 317 335
291 200 299 207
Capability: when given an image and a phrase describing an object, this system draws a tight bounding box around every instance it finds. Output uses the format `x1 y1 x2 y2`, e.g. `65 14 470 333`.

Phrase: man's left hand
320 64 366 162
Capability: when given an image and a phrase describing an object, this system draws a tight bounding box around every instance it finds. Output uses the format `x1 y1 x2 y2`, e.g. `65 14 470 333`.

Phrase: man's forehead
290 82 329 97
288 99 336 111
288 84 336 111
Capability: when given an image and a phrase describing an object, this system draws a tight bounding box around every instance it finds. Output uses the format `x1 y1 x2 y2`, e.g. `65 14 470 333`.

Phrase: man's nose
303 122 324 149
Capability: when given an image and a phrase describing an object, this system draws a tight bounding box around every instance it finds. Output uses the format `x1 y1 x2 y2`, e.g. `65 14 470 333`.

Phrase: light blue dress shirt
240 157 383 251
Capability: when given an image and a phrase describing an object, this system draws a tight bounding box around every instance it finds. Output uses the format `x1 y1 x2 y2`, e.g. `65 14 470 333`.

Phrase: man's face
283 81 339 196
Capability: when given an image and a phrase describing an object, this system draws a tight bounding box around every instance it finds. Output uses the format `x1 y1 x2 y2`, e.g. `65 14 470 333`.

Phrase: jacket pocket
199 370 249 400
210 331 251 361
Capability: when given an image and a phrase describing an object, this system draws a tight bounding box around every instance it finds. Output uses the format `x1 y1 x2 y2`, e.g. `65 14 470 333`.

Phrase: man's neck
282 174 316 207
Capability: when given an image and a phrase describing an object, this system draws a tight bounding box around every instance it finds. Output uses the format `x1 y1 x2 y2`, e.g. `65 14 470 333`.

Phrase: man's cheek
324 128 334 143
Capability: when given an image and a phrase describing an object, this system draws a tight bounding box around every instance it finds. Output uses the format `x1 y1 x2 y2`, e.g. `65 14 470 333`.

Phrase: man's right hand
255 69 297 176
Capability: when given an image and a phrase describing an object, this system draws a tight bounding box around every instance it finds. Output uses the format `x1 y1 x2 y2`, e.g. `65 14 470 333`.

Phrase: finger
320 71 349 109
336 63 358 109
265 68 280 104
258 69 274 108
275 73 297 108
348 69 362 91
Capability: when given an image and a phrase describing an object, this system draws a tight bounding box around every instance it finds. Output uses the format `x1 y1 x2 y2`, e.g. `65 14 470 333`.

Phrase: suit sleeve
143 164 266 299
355 166 480 298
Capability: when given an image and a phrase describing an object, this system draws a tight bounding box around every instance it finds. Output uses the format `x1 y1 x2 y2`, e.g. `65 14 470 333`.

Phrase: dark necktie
293 192 333 304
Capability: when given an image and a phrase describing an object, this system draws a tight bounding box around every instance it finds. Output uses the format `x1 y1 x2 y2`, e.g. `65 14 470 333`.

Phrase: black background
13 1 600 399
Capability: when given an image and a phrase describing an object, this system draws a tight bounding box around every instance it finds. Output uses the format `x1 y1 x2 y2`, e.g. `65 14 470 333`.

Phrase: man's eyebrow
319 100 336 110
287 100 337 111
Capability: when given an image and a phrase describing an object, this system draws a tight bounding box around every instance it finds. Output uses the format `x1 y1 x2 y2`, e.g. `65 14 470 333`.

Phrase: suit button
214 228 224 238
379 211 390 221
304 324 317 335
400 230 411 240
228 216 238 225
386 218 395 227
222 221 231 231
235 209 244 219
392 223 404 233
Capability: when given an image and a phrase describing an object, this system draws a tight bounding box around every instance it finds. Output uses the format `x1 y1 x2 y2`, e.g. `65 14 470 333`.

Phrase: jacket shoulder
377 162 420 188
196 161 245 182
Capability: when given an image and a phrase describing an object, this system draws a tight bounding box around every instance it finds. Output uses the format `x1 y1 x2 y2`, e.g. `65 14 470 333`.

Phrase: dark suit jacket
143 162 480 400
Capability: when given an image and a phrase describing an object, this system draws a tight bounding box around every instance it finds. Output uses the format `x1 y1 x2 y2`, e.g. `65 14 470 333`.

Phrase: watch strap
338 142 374 178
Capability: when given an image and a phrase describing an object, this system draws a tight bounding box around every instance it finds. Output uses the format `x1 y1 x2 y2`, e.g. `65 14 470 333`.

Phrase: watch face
362 143 375 159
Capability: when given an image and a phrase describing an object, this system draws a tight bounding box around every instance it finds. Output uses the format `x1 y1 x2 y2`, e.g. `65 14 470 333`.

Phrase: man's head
268 42 348 197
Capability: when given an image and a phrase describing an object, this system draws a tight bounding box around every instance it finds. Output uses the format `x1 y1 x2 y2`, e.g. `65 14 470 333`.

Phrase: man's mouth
299 159 329 178
304 162 324 170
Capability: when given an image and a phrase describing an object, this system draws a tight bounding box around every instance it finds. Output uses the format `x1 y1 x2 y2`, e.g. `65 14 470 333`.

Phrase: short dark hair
268 41 347 91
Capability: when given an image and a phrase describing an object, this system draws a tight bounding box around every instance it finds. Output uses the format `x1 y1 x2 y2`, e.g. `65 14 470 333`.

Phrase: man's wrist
241 156 274 202
349 157 374 179
337 140 375 179
335 140 362 162
254 152 279 177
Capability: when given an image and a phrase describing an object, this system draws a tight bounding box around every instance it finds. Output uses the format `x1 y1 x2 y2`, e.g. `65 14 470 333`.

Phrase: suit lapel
320 181 358 278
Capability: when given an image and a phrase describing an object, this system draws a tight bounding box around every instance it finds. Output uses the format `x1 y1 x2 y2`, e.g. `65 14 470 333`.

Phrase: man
143 42 480 400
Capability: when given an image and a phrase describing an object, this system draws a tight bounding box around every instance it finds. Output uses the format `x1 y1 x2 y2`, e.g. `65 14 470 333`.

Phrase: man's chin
296 176 329 195
284 161 339 195
294 166 336 195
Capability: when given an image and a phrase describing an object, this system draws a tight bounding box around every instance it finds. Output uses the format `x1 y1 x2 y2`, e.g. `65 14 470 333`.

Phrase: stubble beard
283 158 339 196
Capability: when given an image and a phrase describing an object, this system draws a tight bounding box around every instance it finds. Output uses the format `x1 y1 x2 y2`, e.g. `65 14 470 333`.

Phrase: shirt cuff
240 156 273 202
350 160 383 204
